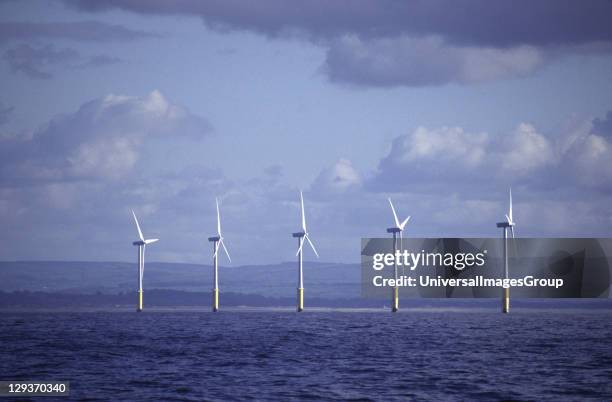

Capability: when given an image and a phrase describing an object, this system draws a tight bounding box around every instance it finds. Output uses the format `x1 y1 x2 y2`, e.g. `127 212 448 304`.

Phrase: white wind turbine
131 210 159 312
386 198 411 312
208 198 231 312
496 188 516 314
292 191 319 312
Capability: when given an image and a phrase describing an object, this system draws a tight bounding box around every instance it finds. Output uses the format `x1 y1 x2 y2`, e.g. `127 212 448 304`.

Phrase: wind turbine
496 188 516 314
386 198 411 313
131 210 159 312
208 198 231 312
292 191 319 312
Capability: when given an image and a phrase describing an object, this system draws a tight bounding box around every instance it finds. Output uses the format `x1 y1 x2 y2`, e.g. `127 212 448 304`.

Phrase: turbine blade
505 214 512 225
400 216 411 230
144 238 159 244
305 234 319 258
388 198 400 228
510 226 515 240
296 237 305 256
220 239 231 263
213 241 220 259
216 197 221 236
300 191 306 232
131 209 144 241
509 188 513 223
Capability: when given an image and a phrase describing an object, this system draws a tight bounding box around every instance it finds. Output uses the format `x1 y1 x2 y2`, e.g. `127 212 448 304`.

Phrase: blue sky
1 0 612 264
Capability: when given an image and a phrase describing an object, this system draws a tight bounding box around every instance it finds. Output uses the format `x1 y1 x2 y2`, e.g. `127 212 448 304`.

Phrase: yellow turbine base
503 288 510 313
137 290 143 312
297 288 304 312
212 288 219 312
392 287 399 312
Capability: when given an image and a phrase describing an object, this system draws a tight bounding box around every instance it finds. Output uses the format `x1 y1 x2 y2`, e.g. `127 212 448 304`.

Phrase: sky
1 0 612 265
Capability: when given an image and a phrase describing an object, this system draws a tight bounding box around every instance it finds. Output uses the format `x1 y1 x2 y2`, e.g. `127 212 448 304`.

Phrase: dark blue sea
2 309 612 401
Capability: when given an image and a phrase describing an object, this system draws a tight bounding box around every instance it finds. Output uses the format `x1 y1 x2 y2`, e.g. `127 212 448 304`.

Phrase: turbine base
502 288 510 314
212 288 219 312
392 287 399 312
297 288 304 312
137 290 143 312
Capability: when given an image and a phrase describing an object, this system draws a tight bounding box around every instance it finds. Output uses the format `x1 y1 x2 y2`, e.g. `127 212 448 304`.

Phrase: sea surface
1 308 612 401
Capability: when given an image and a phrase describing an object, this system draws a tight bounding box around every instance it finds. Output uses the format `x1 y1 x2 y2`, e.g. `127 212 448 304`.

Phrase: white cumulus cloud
500 123 555 175
0 90 211 181
311 158 362 195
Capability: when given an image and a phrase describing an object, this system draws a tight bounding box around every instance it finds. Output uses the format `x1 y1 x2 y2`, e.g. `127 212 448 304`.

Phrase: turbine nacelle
496 221 514 228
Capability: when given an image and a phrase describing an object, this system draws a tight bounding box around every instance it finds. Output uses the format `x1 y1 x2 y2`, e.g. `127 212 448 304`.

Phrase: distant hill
2 261 610 310
0 261 361 299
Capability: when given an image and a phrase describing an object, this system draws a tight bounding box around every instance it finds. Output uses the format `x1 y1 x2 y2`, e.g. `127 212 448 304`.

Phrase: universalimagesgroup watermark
360 238 612 298
371 250 563 289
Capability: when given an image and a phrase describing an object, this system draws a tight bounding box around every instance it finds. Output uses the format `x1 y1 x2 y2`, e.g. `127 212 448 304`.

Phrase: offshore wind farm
110 188 586 314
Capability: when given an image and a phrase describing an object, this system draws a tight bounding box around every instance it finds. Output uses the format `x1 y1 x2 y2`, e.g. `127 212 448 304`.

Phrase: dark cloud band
64 0 612 47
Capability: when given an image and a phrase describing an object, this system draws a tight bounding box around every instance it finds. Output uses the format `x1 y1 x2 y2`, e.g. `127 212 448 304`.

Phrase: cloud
564 132 612 191
4 43 124 79
369 122 600 193
1 89 611 262
78 54 122 68
592 111 612 139
311 158 362 195
501 123 555 174
63 1 612 47
0 20 154 78
0 90 211 182
64 0 612 87
324 35 546 87
4 43 79 79
371 126 491 192
0 102 13 125
386 126 489 167
0 21 156 43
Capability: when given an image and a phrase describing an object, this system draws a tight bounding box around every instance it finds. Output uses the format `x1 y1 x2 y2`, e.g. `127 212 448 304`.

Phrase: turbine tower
496 188 516 314
292 191 319 312
208 198 231 312
386 198 411 313
131 210 159 312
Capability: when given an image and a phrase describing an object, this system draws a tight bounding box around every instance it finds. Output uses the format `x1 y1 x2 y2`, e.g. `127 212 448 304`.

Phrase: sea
1 308 612 401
